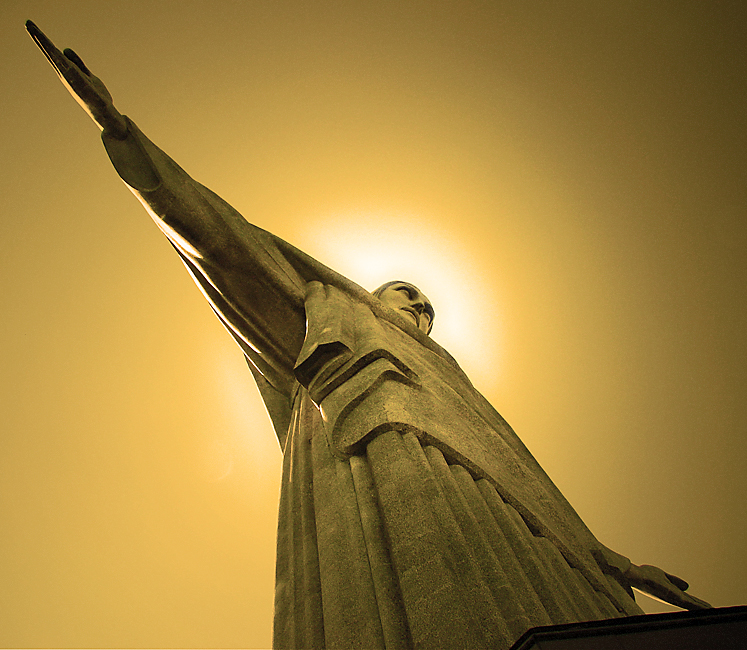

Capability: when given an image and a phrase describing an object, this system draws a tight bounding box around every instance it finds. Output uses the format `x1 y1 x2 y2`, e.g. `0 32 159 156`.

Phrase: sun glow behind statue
189 207 505 485
298 209 504 393
200 335 284 483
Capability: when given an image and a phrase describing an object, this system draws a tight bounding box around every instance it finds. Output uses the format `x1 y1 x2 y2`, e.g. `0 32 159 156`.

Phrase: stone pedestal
510 605 747 650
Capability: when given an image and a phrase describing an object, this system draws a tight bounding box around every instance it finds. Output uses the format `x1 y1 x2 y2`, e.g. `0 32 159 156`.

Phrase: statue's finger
63 48 92 76
684 593 713 609
25 21 70 76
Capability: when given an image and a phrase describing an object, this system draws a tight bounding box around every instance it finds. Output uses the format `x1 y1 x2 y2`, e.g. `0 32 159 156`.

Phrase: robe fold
102 119 644 649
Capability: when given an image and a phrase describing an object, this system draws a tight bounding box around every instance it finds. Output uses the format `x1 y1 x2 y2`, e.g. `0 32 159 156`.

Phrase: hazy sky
2 1 746 647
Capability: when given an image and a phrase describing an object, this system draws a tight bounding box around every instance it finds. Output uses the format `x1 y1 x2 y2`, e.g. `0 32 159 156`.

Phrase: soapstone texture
26 21 712 649
100 119 645 650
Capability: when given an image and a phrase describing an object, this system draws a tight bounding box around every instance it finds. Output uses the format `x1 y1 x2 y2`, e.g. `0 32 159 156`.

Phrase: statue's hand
626 563 712 610
26 20 128 139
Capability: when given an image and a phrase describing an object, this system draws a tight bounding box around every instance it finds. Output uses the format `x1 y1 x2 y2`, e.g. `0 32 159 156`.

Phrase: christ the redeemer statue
27 21 710 650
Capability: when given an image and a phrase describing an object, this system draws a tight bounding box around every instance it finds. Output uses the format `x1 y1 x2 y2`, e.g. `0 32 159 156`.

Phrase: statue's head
373 281 435 334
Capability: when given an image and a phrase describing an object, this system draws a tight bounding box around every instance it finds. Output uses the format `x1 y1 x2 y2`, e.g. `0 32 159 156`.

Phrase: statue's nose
412 301 424 314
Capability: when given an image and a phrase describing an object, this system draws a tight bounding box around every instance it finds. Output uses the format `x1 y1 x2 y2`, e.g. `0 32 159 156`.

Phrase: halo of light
298 209 503 391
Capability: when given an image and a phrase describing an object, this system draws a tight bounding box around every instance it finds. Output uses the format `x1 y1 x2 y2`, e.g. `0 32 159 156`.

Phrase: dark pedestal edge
510 605 747 650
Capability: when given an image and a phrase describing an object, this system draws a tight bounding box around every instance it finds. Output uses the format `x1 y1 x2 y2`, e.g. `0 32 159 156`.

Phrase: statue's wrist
594 545 633 577
101 111 128 141
622 563 638 582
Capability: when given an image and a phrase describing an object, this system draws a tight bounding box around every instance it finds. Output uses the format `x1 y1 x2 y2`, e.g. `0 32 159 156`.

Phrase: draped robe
102 120 644 650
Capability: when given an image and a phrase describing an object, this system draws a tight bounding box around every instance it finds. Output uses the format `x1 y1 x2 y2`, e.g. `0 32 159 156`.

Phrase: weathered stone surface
28 21 712 650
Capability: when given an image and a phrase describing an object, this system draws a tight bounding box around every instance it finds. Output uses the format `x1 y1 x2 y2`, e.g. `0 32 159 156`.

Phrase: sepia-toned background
2 1 745 647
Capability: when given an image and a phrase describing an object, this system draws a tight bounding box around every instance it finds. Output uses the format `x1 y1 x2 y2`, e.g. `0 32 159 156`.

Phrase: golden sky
2 1 746 647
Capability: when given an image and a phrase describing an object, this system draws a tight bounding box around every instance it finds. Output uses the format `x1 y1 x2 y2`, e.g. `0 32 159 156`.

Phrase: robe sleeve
101 118 310 399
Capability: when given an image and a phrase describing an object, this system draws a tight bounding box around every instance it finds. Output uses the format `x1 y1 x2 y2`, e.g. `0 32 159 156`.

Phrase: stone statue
27 21 710 650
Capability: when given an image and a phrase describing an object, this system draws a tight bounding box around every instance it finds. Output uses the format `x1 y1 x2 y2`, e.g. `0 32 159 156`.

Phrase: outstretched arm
26 21 314 397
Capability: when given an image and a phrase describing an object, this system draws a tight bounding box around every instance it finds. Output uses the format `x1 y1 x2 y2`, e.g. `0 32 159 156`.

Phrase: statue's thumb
63 48 91 76
665 571 689 591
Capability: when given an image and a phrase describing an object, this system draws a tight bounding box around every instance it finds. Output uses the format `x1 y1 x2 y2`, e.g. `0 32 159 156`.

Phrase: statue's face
377 282 434 334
